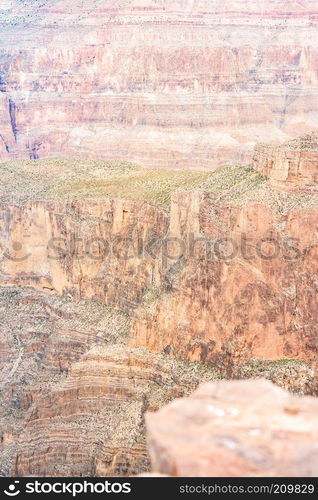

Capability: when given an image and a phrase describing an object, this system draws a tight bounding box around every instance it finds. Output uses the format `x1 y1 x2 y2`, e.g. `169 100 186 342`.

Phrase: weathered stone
0 286 218 477
253 132 318 189
146 379 318 477
1 159 318 362
130 191 318 362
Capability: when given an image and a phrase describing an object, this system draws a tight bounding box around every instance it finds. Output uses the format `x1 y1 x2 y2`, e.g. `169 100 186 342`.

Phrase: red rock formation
1 155 318 362
253 132 318 189
0 198 168 310
12 345 153 477
1 140 318 475
1 0 318 168
146 379 318 477
0 286 217 476
130 189 318 361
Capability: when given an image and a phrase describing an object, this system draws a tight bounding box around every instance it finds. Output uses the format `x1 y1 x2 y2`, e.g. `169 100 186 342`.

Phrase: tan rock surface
146 379 318 477
131 188 318 361
253 132 318 189
0 149 318 476
0 286 218 476
1 159 318 362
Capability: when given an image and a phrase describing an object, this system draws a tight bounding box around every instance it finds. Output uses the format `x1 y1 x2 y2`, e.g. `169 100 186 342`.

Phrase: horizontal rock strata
1 0 318 168
253 132 318 189
0 286 218 476
1 157 318 362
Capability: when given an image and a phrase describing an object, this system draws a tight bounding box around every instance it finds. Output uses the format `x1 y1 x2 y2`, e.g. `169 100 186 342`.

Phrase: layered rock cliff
0 286 218 476
131 188 318 361
1 0 318 169
0 287 313 477
253 131 318 189
1 152 318 363
1 136 318 476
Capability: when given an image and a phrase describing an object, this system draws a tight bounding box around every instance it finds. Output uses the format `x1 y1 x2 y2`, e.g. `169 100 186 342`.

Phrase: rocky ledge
1 146 318 364
253 132 318 189
0 286 218 476
146 379 318 477
1 135 318 476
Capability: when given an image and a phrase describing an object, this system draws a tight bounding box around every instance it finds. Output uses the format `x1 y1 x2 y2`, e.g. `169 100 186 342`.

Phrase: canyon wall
0 198 168 310
253 131 318 189
130 191 318 361
0 137 317 476
1 0 318 169
131 134 318 361
0 286 217 476
1 166 318 362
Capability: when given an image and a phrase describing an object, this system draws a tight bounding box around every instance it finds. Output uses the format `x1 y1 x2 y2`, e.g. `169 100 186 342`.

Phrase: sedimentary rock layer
253 131 318 189
131 189 318 361
0 286 217 476
1 0 318 168
1 158 318 362
0 197 169 310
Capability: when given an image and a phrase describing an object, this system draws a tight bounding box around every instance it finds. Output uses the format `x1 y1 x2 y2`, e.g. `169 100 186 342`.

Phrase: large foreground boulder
146 379 318 477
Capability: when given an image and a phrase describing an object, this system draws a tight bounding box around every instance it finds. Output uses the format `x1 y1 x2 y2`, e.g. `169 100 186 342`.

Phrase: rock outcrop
0 197 168 310
1 143 318 476
1 157 318 362
130 188 318 361
0 286 218 476
1 0 318 169
146 379 318 477
253 132 318 189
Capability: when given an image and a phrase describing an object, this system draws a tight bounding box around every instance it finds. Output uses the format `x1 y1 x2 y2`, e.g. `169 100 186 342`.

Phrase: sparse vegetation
0 158 210 209
1 283 317 476
238 358 316 396
203 334 317 395
2 157 317 213
0 158 269 210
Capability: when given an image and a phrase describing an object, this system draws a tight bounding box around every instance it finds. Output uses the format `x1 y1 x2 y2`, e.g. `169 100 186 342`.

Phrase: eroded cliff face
1 0 318 169
0 140 317 476
0 198 168 310
131 190 318 361
253 132 318 189
0 286 217 476
129 136 318 362
1 157 318 362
